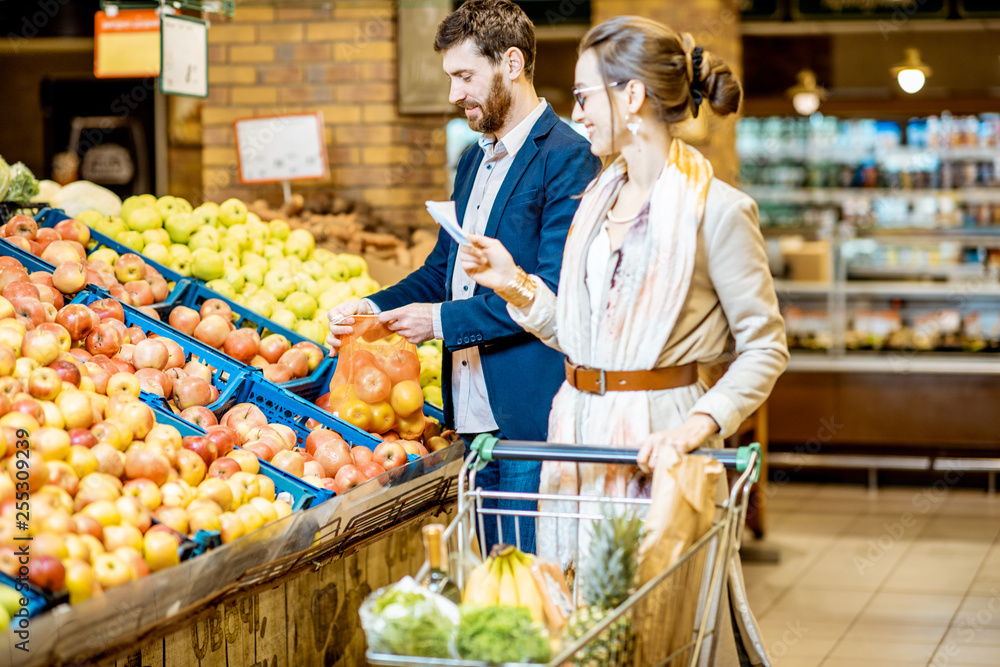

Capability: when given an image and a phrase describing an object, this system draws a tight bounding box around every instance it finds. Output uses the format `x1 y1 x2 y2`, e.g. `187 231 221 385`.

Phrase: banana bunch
463 545 544 624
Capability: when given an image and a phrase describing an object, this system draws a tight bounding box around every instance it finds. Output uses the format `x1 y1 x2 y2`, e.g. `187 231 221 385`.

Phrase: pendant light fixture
786 69 827 116
892 48 932 94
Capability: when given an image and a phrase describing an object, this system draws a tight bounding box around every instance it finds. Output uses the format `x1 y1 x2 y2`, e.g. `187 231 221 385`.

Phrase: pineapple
564 505 645 666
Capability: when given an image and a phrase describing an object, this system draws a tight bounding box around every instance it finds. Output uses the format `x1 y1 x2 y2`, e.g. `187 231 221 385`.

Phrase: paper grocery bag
634 449 724 666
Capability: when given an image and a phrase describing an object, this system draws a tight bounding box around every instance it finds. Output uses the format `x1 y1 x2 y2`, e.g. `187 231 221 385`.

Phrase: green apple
233 294 247 306
219 237 241 254
323 258 351 281
118 231 145 252
420 365 441 388
270 308 296 330
205 279 237 300
225 224 250 249
94 215 127 240
294 318 328 345
126 206 162 232
312 248 335 264
241 282 258 297
77 210 104 228
245 295 273 318
192 203 220 227
302 260 326 280
255 288 277 305
268 257 293 274
422 385 443 406
165 213 199 244
241 252 267 269
246 218 270 239
316 277 335 294
142 228 171 247
0 599 10 632
169 244 192 261
191 248 225 281
246 212 263 226
121 194 157 223
240 264 264 287
284 291 317 320
189 231 220 252
223 265 245 292
220 250 240 269
155 195 190 220
342 254 368 278
348 276 380 298
284 229 314 261
143 242 170 265
219 198 248 227
248 238 265 255
314 308 328 323
88 248 119 265
263 272 294 301
268 219 290 241
294 273 319 299
319 284 352 310
262 242 285 261
170 256 191 276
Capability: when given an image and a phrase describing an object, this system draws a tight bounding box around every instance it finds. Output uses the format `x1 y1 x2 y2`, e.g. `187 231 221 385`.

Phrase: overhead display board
94 8 161 78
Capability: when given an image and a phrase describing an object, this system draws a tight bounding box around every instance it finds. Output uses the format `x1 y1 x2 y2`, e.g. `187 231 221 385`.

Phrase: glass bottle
420 524 461 604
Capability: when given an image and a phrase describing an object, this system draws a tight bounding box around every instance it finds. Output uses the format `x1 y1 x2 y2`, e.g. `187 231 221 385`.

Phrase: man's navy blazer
368 106 601 440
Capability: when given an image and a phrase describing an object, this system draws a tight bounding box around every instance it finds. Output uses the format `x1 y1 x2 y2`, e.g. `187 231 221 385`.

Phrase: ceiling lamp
892 48 932 94
786 69 827 116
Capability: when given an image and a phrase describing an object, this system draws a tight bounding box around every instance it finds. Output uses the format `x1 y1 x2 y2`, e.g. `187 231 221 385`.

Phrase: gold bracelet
495 267 536 308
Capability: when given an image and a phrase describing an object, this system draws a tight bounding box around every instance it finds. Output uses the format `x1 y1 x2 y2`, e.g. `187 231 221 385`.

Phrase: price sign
94 8 161 78
160 14 208 97
234 113 329 184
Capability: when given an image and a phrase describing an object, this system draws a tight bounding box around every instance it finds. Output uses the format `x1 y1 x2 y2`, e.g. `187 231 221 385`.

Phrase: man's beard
463 72 511 135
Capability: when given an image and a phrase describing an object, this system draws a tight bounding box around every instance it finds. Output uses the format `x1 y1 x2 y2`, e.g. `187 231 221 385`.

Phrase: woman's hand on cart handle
459 235 518 291
636 413 720 472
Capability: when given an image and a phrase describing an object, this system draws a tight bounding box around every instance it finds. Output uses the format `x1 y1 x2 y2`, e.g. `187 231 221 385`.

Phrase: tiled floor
741 483 1000 667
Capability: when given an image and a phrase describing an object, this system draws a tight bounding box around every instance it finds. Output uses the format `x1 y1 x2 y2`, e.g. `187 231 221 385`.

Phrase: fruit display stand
1 443 464 667
150 281 336 403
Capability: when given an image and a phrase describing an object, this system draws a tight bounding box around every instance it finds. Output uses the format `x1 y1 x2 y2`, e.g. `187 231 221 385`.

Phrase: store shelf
850 228 1000 246
745 186 1000 205
774 280 833 295
848 266 987 281
740 145 1000 163
786 351 1000 374
842 281 1000 298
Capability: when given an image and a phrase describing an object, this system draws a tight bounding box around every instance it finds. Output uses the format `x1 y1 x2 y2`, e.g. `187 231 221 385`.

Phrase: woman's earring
626 114 642 137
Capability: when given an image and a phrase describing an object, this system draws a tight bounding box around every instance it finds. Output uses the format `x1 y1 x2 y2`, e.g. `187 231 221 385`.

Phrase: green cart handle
470 434 761 484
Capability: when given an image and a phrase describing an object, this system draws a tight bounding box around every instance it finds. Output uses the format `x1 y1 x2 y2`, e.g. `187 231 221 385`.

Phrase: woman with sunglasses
460 15 787 666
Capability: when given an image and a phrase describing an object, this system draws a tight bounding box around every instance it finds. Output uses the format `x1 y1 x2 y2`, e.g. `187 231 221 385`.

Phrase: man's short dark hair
434 0 536 81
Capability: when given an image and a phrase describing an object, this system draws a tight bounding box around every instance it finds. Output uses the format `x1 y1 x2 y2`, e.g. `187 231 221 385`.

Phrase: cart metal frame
367 438 761 667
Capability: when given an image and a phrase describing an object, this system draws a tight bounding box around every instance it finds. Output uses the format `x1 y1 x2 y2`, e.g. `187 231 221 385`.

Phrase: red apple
168 306 200 335
123 447 170 486
27 554 66 591
133 338 168 370
277 349 310 379
51 261 88 295
88 298 125 323
86 321 124 357
183 435 218 466
179 405 218 429
114 254 146 283
160 338 185 369
357 461 387 479
351 446 374 466
355 365 391 404
173 376 214 410
334 464 366 494
193 315 229 349
313 441 353 478
176 448 207 486
54 217 90 244
207 457 241 480
122 478 162 511
223 330 258 364
258 334 290 364
124 280 154 307
243 441 275 461
48 359 81 387
373 441 407 471
205 425 239 456
262 363 292 383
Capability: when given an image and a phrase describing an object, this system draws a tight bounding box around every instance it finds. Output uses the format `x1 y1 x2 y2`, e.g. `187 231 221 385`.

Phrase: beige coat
510 175 788 666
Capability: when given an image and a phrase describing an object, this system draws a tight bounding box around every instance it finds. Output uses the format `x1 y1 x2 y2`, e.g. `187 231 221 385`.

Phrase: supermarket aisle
741 483 1000 667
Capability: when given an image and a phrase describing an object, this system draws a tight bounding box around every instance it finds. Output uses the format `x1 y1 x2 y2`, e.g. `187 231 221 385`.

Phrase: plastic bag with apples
329 315 426 441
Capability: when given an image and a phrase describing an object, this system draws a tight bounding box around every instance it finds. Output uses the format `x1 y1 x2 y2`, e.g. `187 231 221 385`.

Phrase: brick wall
200 1 449 234
591 0 741 185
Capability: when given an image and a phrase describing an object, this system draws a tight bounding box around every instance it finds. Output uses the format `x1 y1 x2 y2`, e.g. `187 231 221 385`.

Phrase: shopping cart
367 436 762 667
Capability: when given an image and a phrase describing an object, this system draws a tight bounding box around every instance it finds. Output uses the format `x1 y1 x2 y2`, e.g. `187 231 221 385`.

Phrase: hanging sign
94 8 161 78
233 113 329 184
792 0 947 20
160 13 209 97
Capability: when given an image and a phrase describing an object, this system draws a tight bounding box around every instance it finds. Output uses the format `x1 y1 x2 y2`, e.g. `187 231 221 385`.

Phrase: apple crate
75 291 254 415
148 399 333 511
0 571 67 619
228 373 382 452
35 207 189 307
151 280 337 403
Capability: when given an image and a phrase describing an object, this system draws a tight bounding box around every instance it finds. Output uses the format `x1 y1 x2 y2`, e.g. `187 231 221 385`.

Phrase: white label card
160 14 208 98
234 113 328 184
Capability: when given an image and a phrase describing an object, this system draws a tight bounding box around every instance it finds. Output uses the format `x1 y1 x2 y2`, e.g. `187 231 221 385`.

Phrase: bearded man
327 0 599 552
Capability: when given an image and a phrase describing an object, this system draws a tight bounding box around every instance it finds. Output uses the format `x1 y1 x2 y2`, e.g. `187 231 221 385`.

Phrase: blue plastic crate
151 281 337 403
229 373 382 451
146 398 331 511
76 291 254 415
34 207 189 306
0 571 67 618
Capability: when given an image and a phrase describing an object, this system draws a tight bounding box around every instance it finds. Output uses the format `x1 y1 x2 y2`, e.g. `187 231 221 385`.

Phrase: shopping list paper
425 200 469 246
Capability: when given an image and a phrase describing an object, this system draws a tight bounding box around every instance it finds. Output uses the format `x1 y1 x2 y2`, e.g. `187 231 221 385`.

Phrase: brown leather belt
565 359 698 395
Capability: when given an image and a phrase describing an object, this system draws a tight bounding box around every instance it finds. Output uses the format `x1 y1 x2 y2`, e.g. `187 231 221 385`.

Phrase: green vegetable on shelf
0 156 11 201
359 577 458 659
456 605 551 664
3 160 40 203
